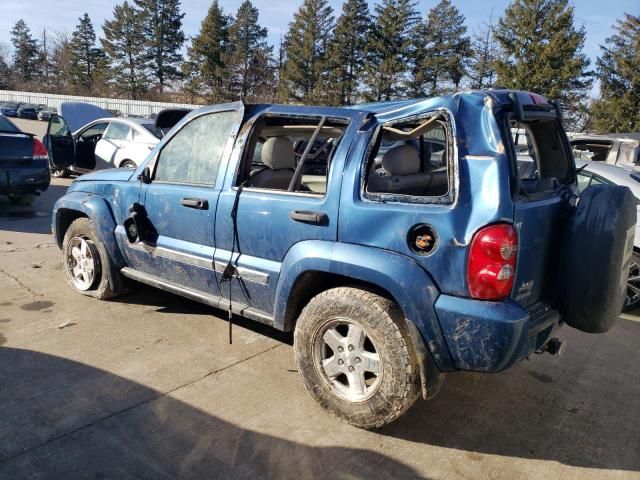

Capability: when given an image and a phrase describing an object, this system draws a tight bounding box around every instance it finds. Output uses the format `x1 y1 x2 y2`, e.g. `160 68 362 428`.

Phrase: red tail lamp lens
468 224 518 300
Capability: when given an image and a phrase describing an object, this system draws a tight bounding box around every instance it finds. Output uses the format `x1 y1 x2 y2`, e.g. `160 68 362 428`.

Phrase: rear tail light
467 223 518 300
33 138 49 160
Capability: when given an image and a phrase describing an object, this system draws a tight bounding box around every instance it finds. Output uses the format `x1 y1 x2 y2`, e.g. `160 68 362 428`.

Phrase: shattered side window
154 111 237 185
365 116 451 200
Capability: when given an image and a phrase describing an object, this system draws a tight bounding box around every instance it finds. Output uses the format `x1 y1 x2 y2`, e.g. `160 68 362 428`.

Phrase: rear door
213 105 362 317
121 103 244 295
507 105 576 307
95 121 130 168
46 114 76 169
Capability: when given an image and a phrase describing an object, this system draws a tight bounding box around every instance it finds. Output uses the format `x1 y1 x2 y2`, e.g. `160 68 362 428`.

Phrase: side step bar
120 267 275 327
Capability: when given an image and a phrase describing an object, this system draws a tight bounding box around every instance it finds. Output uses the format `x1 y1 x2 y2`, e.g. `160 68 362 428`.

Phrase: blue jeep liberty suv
51 90 635 428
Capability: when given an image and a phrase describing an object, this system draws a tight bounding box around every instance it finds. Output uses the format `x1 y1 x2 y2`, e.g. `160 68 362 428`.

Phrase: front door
122 103 245 296
46 114 75 170
75 121 110 171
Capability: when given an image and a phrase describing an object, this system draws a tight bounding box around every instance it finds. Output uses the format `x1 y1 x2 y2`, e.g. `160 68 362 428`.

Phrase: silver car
576 159 640 310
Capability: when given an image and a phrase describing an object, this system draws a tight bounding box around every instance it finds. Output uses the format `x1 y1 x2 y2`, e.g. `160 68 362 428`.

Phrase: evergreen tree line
0 0 638 133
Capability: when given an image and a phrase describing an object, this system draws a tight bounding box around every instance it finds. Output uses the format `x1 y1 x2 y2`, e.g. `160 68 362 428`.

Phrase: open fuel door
45 114 75 169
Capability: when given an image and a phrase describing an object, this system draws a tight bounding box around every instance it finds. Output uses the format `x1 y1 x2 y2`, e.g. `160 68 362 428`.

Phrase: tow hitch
536 338 565 356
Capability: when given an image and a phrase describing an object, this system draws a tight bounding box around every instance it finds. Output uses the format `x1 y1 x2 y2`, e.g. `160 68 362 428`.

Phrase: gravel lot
0 119 639 479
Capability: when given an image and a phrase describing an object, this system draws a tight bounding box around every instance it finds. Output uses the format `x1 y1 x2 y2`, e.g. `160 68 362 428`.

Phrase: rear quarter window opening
363 113 453 204
236 114 349 195
510 118 573 196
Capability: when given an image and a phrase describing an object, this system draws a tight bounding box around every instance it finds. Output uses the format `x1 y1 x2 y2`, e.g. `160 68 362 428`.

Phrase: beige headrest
261 137 295 170
382 144 420 175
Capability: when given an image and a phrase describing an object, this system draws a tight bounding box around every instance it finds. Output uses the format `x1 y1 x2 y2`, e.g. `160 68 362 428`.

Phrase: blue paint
53 89 572 375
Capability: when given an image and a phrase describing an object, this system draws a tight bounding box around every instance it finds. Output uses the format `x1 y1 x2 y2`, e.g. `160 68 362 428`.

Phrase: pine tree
326 0 371 105
281 0 335 104
0 54 11 89
364 0 418 101
10 20 40 85
494 0 592 123
590 14 640 133
49 33 74 94
468 12 498 90
39 29 55 91
410 0 471 97
183 0 231 102
69 14 103 92
134 0 186 94
101 1 150 99
227 0 274 101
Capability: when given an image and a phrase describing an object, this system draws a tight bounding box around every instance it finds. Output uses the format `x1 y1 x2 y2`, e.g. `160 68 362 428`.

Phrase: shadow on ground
0 184 69 235
0 347 422 479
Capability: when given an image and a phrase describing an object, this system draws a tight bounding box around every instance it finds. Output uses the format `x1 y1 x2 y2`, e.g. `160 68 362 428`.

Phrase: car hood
61 102 113 132
73 168 135 183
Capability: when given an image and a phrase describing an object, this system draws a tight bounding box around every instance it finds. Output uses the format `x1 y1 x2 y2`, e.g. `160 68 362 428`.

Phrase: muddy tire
62 217 126 300
294 287 420 429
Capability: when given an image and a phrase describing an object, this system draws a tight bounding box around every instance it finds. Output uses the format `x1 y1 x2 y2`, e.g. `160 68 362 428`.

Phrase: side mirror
137 166 151 184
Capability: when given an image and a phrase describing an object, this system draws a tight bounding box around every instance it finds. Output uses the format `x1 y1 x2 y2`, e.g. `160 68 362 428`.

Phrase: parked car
570 133 640 169
17 104 39 120
44 102 163 177
575 159 640 311
0 114 50 205
0 102 19 117
37 107 57 121
51 90 635 428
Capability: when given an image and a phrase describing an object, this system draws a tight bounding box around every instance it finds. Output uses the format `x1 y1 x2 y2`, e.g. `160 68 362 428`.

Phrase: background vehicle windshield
0 116 20 132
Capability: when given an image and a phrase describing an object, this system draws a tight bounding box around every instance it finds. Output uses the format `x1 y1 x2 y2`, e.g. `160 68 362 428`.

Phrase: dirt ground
0 118 639 479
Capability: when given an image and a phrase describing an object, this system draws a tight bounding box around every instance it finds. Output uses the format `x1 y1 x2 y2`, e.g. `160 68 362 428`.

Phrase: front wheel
623 251 640 312
62 218 125 300
51 168 70 178
294 287 420 429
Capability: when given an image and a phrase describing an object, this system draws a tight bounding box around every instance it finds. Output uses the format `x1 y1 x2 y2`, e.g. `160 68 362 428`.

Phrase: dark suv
51 90 635 428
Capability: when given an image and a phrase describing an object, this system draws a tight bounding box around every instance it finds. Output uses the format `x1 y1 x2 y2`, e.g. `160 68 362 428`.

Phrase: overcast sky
1 0 637 66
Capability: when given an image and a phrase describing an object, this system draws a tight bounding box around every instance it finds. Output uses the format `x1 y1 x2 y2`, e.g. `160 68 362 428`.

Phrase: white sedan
45 102 162 177
576 159 640 310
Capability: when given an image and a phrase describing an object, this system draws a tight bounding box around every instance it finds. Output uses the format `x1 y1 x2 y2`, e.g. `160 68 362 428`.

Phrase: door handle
180 197 209 210
289 210 328 225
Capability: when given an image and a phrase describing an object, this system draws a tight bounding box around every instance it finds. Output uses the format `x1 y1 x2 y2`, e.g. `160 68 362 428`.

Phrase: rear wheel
51 168 70 178
623 251 640 312
119 160 137 169
294 287 420 429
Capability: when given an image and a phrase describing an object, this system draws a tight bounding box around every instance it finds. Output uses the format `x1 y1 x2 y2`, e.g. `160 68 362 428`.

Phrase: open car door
45 114 76 170
154 108 192 137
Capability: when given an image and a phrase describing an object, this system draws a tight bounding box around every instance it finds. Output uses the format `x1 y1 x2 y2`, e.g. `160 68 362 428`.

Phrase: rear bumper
0 167 51 195
435 295 561 372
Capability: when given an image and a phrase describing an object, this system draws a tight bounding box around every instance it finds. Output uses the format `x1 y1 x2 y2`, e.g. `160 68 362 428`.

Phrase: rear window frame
504 113 576 199
360 109 457 206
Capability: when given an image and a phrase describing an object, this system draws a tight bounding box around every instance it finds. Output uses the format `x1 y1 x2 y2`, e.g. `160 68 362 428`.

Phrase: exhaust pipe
536 338 565 356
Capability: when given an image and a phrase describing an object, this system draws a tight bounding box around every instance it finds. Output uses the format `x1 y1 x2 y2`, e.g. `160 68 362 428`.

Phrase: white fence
0 89 200 117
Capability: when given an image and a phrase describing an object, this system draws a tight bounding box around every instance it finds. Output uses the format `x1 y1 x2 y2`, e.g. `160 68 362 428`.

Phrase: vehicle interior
238 115 349 194
511 119 572 195
76 122 109 169
365 115 450 198
571 139 614 162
